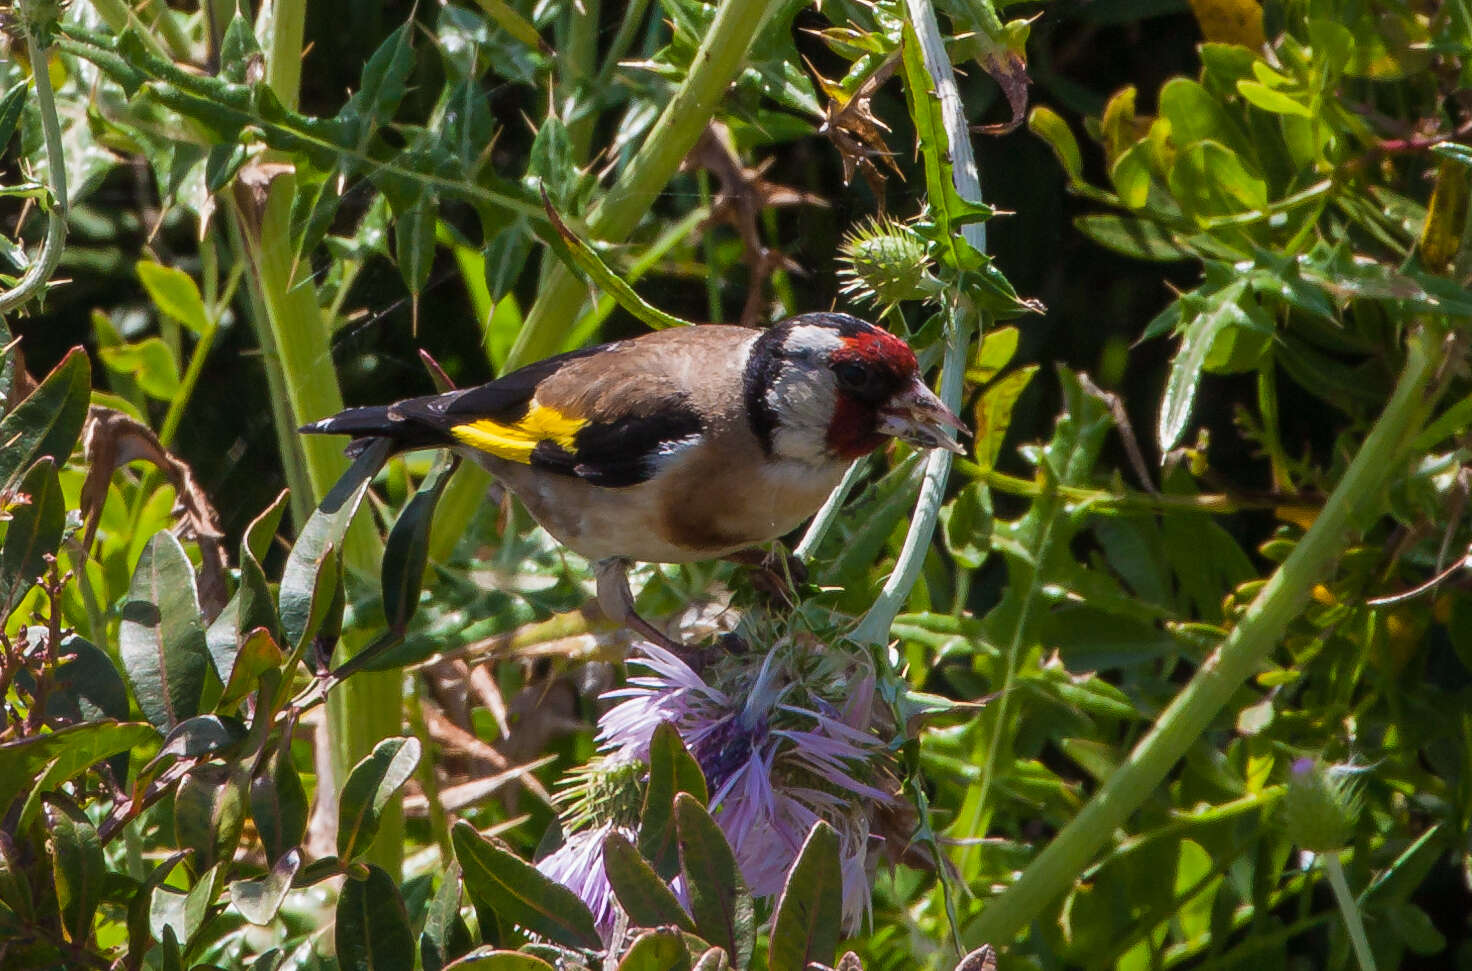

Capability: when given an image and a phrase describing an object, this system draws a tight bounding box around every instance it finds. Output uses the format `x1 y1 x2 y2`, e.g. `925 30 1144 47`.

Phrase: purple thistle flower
593 642 896 932
534 821 628 938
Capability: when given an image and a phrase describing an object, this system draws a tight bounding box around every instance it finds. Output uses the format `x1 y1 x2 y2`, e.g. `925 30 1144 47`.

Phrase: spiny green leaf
537 193 694 332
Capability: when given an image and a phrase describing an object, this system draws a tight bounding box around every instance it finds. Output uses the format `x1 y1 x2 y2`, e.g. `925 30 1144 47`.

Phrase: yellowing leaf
1186 0 1265 48
974 365 1038 470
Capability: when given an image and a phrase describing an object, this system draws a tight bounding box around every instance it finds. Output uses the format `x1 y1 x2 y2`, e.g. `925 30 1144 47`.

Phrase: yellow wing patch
449 400 586 464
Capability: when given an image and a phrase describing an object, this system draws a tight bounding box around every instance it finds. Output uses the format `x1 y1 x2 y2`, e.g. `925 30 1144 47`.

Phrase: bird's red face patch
832 330 917 376
824 328 918 458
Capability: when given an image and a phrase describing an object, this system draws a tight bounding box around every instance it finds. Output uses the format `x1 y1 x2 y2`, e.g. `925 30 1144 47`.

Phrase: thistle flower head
1279 756 1364 854
838 215 940 310
543 628 898 937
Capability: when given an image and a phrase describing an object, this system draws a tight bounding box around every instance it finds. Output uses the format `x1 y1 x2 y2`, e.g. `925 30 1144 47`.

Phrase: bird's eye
834 361 868 389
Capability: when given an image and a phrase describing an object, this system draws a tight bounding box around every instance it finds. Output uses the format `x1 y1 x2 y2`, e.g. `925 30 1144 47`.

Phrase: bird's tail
299 405 445 457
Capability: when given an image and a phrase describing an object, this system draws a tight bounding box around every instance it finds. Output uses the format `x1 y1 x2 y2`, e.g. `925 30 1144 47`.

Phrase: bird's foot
726 546 809 610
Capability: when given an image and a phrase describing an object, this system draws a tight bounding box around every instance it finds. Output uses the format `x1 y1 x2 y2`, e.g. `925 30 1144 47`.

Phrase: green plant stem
0 32 68 316
563 0 602 163
970 325 1444 948
157 323 217 449
1323 852 1379 971
852 306 973 644
504 0 782 370
246 0 404 879
851 0 985 644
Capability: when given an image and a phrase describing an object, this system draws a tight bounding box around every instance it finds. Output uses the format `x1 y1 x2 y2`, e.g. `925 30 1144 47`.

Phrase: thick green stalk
0 30 68 316
1324 853 1378 971
504 0 782 369
245 0 404 878
851 0 985 644
970 326 1443 947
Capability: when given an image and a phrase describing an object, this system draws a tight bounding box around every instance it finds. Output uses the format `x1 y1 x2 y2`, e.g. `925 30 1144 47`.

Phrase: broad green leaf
768 822 842 971
452 820 601 950
537 195 694 332
231 849 301 925
973 365 1038 471
382 454 456 629
31 633 130 724
120 531 211 729
136 261 212 336
969 326 1019 384
1027 106 1083 186
157 714 249 760
443 952 557 970
339 736 422 860
0 347 90 490
1158 77 1241 152
279 440 388 648
690 949 730 971
618 929 691 971
1109 142 1151 210
97 337 182 400
603 830 696 933
44 795 104 945
0 721 157 823
641 722 710 880
217 627 284 712
1074 214 1194 262
674 793 754 969
0 457 64 612
250 739 308 863
337 864 416 971
150 864 224 953
175 763 246 874
1169 142 1268 223
1235 80 1312 117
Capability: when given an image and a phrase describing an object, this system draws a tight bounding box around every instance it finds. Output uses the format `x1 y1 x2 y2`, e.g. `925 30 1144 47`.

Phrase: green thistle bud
1279 757 1363 854
557 756 645 832
838 216 940 309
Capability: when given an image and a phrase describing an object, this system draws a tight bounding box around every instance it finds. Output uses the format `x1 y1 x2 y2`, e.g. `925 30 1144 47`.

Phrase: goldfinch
302 312 966 647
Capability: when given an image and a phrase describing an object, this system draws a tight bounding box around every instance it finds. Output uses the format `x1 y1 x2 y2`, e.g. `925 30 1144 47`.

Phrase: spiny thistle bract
1278 757 1364 854
838 215 941 311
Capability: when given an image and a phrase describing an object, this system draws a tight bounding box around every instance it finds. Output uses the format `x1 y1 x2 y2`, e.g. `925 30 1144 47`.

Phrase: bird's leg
725 546 808 608
594 557 686 653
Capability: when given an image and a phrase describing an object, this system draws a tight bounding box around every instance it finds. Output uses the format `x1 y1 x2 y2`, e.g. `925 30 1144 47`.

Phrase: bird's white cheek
765 367 838 463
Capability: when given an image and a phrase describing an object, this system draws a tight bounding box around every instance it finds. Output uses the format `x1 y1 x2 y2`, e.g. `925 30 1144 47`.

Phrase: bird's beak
877 378 969 454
